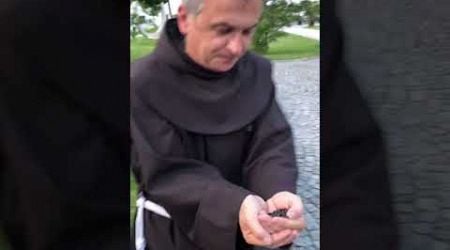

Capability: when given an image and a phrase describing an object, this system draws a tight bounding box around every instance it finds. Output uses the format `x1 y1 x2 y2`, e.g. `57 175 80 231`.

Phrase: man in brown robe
131 0 305 249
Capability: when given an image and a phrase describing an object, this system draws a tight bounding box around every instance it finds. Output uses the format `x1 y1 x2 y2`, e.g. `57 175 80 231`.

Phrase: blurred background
129 1 320 249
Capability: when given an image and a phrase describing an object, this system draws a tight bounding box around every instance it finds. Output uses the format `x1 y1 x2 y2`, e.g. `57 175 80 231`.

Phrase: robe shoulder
131 52 275 135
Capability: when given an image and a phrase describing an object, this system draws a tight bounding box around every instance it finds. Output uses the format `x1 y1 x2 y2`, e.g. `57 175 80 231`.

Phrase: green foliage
130 1 160 39
299 0 320 27
130 33 319 62
130 11 147 39
137 0 166 10
130 0 319 55
137 0 167 15
252 0 299 53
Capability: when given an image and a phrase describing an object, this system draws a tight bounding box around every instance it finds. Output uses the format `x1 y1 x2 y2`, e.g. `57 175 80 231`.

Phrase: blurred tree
137 0 169 16
299 0 320 27
130 10 146 38
131 0 312 54
252 0 299 53
130 0 161 39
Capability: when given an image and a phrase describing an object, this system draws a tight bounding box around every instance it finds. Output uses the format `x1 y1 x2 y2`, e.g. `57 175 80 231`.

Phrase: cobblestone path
273 58 320 250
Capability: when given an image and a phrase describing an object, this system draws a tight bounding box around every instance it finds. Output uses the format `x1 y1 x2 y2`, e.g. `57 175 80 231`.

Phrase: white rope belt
135 193 171 250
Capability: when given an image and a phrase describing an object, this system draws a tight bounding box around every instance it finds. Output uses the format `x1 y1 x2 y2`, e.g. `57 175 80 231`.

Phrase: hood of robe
131 18 274 135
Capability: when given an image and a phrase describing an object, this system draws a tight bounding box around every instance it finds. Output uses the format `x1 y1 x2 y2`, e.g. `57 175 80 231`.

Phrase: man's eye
242 27 257 37
242 29 252 36
217 27 233 35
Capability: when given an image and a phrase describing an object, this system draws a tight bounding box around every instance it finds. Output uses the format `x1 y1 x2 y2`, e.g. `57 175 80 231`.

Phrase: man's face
177 0 263 72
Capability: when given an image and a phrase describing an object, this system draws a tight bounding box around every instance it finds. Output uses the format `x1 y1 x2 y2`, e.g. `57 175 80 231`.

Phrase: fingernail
286 211 293 218
287 209 301 219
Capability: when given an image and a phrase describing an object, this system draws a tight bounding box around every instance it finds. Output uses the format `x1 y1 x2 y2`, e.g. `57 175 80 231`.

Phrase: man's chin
211 60 237 72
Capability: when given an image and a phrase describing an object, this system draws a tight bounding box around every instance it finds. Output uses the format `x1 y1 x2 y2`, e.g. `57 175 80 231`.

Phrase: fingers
269 192 303 212
258 212 275 234
266 198 277 213
258 215 302 248
239 195 272 246
272 216 305 231
257 211 305 248
257 211 303 234
246 214 272 244
242 227 272 246
270 229 300 248
271 229 292 244
241 193 305 248
286 207 303 220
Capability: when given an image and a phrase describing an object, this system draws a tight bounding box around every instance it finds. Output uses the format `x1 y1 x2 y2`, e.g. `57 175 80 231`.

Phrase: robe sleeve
320 1 398 248
131 95 252 250
243 98 298 200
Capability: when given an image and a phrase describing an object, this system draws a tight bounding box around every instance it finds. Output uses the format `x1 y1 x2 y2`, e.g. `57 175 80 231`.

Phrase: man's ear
177 5 189 35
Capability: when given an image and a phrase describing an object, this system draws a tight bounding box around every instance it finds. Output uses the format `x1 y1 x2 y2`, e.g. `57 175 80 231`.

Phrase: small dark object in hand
268 209 288 218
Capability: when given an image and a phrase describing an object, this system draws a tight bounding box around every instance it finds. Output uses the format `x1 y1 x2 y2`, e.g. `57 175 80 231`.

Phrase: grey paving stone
273 58 319 250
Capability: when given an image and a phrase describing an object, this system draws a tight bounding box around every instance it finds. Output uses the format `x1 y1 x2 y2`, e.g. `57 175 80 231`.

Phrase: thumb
241 195 272 244
247 210 272 243
287 207 303 219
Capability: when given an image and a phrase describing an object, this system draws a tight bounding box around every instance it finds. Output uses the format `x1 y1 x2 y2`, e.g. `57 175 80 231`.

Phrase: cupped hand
257 191 306 248
239 195 273 247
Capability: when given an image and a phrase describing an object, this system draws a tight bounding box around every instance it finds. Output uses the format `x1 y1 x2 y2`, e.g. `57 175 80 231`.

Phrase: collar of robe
134 18 274 135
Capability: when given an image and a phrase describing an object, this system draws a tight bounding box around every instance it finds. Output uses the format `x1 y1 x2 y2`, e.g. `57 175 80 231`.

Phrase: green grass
130 173 138 224
130 32 319 62
130 38 157 61
263 33 319 60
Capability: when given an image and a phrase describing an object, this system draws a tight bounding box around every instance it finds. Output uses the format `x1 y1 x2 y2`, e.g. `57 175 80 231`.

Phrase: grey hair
182 0 258 16
182 0 204 15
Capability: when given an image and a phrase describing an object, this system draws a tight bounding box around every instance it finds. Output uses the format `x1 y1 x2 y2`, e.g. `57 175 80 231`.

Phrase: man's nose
227 34 245 56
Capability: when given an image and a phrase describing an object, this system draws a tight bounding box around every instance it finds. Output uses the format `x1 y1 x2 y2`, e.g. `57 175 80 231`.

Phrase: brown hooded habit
131 19 298 250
